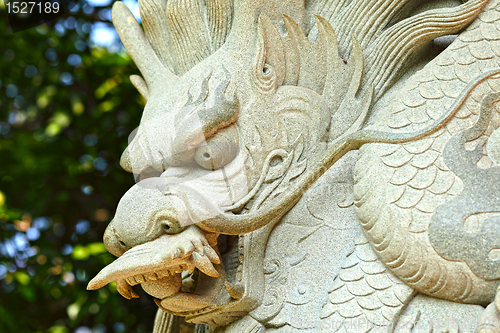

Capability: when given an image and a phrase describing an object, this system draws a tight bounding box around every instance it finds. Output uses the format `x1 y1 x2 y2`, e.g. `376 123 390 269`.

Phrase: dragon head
86 0 373 323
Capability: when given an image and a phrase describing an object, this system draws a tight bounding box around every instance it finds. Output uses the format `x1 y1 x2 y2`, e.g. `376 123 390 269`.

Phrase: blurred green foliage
0 2 166 332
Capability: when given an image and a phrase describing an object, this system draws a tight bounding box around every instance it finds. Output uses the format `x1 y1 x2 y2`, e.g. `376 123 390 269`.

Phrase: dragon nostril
104 224 126 257
203 152 210 159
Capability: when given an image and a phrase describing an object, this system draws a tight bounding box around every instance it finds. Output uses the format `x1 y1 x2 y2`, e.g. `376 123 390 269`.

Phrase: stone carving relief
85 0 500 332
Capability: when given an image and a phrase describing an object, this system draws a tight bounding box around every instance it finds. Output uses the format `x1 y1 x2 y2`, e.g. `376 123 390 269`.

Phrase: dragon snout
103 224 126 257
119 147 133 173
103 179 194 260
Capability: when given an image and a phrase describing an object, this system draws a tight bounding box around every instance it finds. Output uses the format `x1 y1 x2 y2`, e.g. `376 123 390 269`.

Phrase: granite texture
87 0 500 332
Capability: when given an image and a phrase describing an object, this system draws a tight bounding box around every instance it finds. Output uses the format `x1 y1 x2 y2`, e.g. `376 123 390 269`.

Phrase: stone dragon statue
87 0 500 332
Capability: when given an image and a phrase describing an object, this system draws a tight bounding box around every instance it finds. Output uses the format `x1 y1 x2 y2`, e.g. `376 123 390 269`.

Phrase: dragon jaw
87 225 222 308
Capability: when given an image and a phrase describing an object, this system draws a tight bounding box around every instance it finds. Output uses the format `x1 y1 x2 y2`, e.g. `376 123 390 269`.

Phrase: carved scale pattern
353 0 500 305
320 232 415 333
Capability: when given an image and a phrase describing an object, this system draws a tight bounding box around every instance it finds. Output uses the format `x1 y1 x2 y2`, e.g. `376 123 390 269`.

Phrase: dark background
0 1 194 331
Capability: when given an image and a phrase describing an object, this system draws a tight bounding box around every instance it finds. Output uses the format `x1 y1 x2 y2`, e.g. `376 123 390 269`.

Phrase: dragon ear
252 14 286 92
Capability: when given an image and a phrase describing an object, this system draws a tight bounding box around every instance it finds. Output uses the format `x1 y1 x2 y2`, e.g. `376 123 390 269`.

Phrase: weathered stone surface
86 0 500 332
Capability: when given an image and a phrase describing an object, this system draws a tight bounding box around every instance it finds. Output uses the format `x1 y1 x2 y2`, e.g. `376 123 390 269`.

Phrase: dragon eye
194 125 239 170
160 219 186 235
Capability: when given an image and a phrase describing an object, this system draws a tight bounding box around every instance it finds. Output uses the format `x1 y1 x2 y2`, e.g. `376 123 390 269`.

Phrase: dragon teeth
126 276 137 286
166 266 182 275
144 272 158 281
134 274 146 284
156 270 170 279
124 266 185 285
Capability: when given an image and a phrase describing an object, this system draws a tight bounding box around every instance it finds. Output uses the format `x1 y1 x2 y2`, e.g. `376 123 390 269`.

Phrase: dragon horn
111 2 178 89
